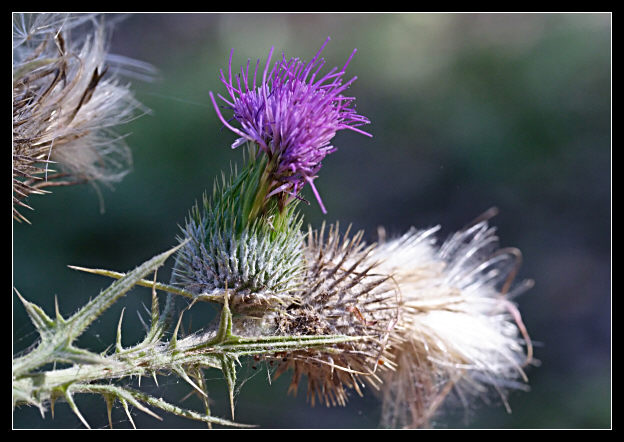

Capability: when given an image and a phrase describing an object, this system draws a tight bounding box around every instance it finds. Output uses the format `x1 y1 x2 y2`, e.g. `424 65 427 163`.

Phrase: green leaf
77 384 252 428
13 243 185 377
67 242 186 340
14 289 54 337
220 355 238 420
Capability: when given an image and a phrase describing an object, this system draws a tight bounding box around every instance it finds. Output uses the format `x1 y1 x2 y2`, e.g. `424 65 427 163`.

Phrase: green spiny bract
172 151 306 314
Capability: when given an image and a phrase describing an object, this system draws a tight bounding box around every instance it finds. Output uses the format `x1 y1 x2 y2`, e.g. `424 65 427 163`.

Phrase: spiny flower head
263 223 400 407
252 215 532 426
210 37 371 214
171 164 307 314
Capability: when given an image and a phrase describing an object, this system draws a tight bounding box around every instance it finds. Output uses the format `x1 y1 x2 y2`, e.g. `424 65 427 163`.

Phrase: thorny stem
13 244 184 378
13 340 220 403
13 244 364 428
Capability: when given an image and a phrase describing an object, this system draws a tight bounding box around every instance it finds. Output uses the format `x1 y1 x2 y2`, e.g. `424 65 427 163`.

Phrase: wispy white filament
369 220 532 427
13 13 150 189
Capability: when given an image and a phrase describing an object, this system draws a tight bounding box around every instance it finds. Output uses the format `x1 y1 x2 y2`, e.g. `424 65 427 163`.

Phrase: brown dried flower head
247 212 532 428
12 13 149 223
267 223 401 407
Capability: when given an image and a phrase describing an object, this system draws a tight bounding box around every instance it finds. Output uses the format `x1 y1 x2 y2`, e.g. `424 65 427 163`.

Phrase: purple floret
210 37 371 214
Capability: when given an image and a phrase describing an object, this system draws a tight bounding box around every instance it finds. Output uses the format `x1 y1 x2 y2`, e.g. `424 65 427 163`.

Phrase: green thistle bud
172 148 306 314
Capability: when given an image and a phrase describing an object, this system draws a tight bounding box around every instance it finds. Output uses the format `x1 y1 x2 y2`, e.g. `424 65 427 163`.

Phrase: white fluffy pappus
13 13 152 221
372 214 534 428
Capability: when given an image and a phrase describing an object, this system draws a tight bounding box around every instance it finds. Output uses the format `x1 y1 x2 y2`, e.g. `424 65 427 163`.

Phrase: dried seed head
262 216 532 426
374 218 533 428
12 13 150 222
269 223 400 407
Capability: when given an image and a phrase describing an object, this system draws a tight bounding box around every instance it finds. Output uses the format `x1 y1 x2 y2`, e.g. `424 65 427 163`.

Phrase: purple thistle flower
209 37 372 214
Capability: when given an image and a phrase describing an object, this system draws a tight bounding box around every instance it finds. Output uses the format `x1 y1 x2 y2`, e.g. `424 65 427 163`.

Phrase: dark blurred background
13 13 611 429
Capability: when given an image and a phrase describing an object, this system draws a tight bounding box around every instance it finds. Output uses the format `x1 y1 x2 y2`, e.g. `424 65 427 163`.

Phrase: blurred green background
13 13 611 429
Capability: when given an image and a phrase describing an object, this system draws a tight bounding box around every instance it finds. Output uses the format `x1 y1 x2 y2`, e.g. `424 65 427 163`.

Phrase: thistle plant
13 24 535 429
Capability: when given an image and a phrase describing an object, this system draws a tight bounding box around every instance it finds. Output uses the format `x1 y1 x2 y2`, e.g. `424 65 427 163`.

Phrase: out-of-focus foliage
13 13 610 428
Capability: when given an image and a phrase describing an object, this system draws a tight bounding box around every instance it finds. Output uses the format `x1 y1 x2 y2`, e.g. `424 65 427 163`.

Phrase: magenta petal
209 39 371 213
